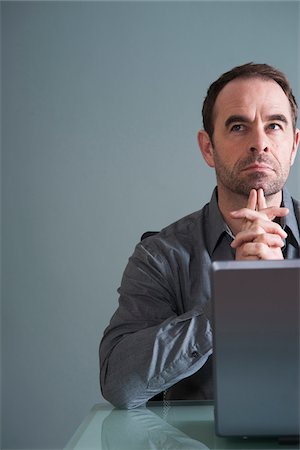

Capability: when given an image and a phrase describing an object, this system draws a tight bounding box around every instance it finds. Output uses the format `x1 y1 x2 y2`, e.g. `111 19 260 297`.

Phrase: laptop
211 259 300 439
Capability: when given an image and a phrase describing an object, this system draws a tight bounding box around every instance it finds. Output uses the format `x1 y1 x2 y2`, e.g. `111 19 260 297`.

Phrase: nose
249 127 269 153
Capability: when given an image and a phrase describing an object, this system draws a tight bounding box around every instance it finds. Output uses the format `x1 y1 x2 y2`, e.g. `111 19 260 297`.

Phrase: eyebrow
225 115 249 128
225 114 288 128
266 114 288 124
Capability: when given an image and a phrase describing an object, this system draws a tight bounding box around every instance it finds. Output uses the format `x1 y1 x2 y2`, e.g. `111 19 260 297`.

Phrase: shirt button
191 351 199 358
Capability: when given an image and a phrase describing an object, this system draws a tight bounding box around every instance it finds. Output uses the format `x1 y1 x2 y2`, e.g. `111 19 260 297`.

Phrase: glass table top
65 401 299 450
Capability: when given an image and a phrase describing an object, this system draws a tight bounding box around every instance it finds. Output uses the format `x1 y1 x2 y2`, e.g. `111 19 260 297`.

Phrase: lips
242 163 274 172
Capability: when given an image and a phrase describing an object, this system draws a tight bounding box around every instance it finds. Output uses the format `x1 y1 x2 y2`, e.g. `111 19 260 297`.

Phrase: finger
247 189 257 210
235 242 267 259
230 206 289 221
236 242 284 260
231 229 284 249
259 206 289 220
257 188 267 211
235 252 260 261
231 223 287 249
250 219 287 238
253 233 285 248
231 230 265 248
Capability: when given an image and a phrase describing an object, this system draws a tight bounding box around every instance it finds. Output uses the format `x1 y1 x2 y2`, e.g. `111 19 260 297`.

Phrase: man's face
206 77 299 197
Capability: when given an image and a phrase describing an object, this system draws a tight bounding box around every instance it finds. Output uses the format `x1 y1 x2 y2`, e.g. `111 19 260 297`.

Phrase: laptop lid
211 259 300 438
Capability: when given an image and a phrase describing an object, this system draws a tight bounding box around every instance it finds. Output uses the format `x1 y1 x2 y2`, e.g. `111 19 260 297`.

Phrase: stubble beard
212 151 290 198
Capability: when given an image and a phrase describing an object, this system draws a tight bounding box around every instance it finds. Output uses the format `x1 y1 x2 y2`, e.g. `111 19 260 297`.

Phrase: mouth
242 163 274 172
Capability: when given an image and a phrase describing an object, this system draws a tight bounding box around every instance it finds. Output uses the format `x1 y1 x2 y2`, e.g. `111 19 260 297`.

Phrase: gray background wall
1 1 299 449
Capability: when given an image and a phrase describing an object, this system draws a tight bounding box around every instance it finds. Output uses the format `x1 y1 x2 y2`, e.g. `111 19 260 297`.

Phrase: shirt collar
281 187 300 247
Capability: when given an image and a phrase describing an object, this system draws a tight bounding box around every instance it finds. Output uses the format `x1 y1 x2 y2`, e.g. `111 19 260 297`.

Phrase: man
99 63 300 408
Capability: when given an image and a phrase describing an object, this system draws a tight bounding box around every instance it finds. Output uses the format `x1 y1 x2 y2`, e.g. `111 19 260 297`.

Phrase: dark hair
202 62 298 140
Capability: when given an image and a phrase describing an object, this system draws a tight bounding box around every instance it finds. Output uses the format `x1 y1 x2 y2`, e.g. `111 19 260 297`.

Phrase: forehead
214 77 292 123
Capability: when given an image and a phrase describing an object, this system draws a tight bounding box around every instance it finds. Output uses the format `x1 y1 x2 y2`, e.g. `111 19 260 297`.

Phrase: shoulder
139 203 210 258
282 188 300 225
292 196 300 208
162 206 208 237
291 196 300 220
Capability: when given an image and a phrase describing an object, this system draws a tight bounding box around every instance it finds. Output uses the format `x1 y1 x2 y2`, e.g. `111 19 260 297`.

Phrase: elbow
100 372 147 410
101 383 146 410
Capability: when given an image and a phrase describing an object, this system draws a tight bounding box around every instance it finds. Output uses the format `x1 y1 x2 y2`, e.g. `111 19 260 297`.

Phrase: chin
232 182 283 197
240 174 285 196
261 187 283 197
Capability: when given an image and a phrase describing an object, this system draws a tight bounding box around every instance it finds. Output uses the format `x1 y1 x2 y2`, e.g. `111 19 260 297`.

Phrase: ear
197 130 215 168
290 128 300 166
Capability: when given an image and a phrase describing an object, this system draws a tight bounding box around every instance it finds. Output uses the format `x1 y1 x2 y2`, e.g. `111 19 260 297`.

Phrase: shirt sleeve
99 240 212 409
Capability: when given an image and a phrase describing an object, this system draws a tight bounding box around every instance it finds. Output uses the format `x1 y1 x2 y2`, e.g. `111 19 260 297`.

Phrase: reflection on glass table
65 401 299 450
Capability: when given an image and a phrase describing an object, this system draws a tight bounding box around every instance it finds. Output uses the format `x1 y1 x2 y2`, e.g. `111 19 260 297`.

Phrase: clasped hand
230 189 288 260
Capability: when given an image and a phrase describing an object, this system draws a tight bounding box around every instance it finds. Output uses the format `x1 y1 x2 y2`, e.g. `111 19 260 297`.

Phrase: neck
217 186 283 236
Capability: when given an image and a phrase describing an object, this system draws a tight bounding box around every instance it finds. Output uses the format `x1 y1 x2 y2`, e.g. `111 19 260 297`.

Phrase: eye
230 124 245 132
268 123 282 130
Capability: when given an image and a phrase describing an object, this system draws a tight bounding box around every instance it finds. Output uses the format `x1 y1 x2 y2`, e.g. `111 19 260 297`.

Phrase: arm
99 242 212 409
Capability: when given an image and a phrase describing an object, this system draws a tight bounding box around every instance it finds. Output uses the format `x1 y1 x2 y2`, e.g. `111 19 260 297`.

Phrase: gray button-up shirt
100 188 300 409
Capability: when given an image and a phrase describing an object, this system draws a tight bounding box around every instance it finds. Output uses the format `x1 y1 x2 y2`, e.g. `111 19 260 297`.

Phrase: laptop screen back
211 259 300 438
